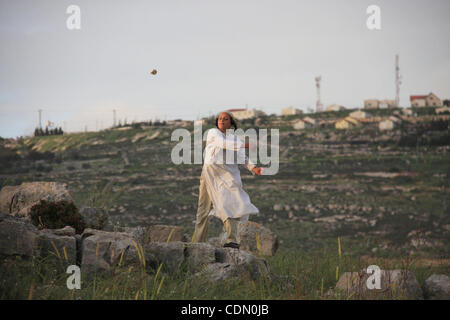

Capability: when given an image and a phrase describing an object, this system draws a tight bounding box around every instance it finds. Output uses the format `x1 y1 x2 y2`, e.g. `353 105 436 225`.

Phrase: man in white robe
193 112 263 248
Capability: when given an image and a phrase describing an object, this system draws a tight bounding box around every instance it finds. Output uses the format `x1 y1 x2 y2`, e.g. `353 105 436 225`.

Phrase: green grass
1 240 448 300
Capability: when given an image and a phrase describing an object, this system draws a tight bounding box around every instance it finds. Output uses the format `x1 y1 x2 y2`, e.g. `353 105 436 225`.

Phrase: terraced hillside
1 108 449 259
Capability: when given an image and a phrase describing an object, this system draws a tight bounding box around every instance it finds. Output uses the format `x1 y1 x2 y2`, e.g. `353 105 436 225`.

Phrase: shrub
29 200 86 234
82 163 91 169
35 163 52 172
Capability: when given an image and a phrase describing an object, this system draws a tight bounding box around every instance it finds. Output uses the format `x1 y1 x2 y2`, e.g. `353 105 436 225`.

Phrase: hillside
1 107 449 259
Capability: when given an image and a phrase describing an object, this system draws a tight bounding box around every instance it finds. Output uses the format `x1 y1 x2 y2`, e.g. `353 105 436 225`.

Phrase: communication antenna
395 54 402 107
315 76 323 113
38 109 42 129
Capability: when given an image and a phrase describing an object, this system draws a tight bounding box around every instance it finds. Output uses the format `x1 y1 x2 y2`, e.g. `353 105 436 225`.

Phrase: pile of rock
209 221 278 257
0 182 274 283
0 213 272 282
329 267 449 300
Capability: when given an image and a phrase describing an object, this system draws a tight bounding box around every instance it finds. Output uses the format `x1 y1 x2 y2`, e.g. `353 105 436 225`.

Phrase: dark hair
215 112 238 130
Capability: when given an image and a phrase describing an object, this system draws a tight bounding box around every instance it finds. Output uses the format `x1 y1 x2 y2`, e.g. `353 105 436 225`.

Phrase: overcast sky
0 0 449 138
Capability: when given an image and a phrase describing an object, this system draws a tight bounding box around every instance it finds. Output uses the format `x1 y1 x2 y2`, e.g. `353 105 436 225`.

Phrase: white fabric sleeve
245 153 256 172
236 146 256 172
207 128 243 151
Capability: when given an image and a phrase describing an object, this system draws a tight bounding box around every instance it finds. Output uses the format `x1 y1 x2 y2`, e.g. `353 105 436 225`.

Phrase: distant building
364 99 380 109
282 107 303 116
292 119 312 130
292 117 317 130
379 100 397 109
435 107 450 115
364 99 396 109
227 108 266 120
410 92 442 107
335 117 361 129
325 104 346 112
349 110 372 119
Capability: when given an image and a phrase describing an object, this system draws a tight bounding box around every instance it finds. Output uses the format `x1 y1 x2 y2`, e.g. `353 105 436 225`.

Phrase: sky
0 0 449 138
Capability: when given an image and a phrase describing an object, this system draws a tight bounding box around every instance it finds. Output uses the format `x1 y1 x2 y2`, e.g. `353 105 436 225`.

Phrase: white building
349 110 373 119
228 108 266 120
325 104 346 112
435 107 450 114
282 106 303 116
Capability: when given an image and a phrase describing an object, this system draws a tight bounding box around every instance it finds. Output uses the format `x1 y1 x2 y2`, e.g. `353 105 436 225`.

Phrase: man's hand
252 167 263 176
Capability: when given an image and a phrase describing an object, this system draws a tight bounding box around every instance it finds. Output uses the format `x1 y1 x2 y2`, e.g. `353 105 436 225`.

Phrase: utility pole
113 109 117 127
38 109 42 129
315 76 323 113
395 54 402 107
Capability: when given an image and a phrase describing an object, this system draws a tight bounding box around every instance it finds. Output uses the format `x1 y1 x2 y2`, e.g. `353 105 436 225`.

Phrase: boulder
0 214 77 265
40 226 76 237
184 242 216 272
0 185 19 213
333 269 423 299
143 225 186 243
194 247 272 282
218 221 278 256
143 241 186 273
79 207 109 230
423 274 450 300
37 228 77 265
238 222 278 256
1 182 73 220
80 228 140 276
0 213 40 259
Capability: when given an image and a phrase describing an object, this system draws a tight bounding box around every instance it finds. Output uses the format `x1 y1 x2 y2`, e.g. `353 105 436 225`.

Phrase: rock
273 204 283 211
81 228 140 276
237 221 279 256
79 207 109 230
123 226 147 244
184 242 216 272
423 274 450 300
334 269 423 299
143 225 186 243
0 185 19 213
206 237 222 247
0 213 40 259
194 247 272 282
0 214 77 265
2 182 74 220
40 226 76 237
143 241 186 272
37 229 77 265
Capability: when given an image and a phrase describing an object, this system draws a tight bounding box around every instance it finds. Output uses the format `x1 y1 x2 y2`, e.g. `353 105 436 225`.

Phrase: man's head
215 111 237 132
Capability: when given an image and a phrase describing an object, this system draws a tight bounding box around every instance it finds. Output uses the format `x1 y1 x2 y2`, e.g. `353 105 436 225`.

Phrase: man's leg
223 218 240 245
193 174 212 242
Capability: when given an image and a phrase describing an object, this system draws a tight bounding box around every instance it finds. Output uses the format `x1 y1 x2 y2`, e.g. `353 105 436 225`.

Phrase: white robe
202 128 259 222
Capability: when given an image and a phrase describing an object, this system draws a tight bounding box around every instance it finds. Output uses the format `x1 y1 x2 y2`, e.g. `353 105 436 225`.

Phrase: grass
1 237 448 300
